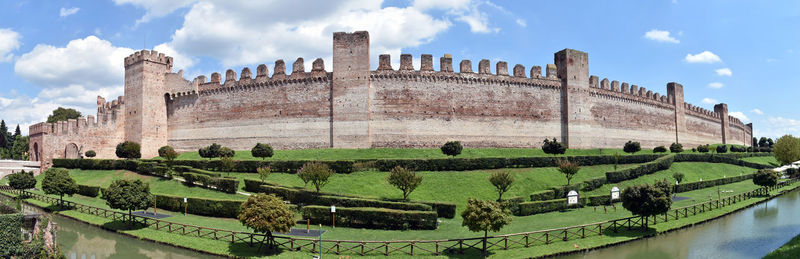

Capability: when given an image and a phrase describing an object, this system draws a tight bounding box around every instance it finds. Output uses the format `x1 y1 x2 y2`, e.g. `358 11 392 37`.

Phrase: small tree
653 146 668 153
697 144 710 153
251 143 274 160
387 166 423 201
759 137 769 148
158 146 179 167
621 183 672 229
441 141 463 157
41 168 78 208
753 169 778 192
613 153 621 171
297 162 334 192
461 198 512 256
104 179 152 227
199 143 222 160
542 138 567 156
557 159 580 186
672 172 685 185
8 170 36 190
716 145 728 153
84 150 96 158
220 156 235 175
238 194 295 252
46 107 82 123
768 138 775 148
753 137 758 148
489 171 514 201
115 141 141 159
669 143 683 153
773 135 800 165
257 167 271 183
623 141 641 154
218 147 235 158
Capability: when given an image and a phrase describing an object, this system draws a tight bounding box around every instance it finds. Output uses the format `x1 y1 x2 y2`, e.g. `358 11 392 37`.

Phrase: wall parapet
588 75 674 109
124 50 173 68
191 57 329 95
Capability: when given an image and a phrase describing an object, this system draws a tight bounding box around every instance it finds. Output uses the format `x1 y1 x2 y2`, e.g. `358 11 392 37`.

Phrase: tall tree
8 171 36 190
0 120 8 149
773 135 800 165
621 183 672 229
759 137 768 148
46 107 82 123
41 168 78 208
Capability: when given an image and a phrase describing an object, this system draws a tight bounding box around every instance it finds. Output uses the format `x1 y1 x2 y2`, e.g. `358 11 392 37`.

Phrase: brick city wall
29 30 752 168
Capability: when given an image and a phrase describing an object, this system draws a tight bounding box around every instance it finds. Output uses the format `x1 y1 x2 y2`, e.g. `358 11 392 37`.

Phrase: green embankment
764 233 800 259
741 156 780 167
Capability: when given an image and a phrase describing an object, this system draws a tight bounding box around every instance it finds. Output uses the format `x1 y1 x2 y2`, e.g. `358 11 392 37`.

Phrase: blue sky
0 0 798 139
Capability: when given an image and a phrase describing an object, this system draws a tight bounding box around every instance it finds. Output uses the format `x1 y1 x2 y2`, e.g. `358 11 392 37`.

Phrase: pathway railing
1 179 796 256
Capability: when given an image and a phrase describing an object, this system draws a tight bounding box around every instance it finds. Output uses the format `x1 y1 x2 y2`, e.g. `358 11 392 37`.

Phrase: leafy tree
9 136 29 160
621 183 672 229
199 143 222 160
440 141 463 157
104 179 152 227
753 169 778 193
220 156 235 174
557 159 580 186
753 137 758 147
759 137 768 148
773 135 800 165
716 145 728 153
46 107 82 123
387 166 423 201
0 120 7 149
461 198 512 256
8 170 36 190
158 146 179 169
251 143 274 160
12 125 20 139
84 150 96 158
542 138 567 156
623 141 641 154
257 166 271 183
218 147 235 158
768 138 775 148
238 194 295 252
653 178 673 198
696 144 710 153
669 143 683 153
672 172 685 185
41 168 78 207
297 162 334 192
489 171 514 201
653 146 668 153
115 141 141 159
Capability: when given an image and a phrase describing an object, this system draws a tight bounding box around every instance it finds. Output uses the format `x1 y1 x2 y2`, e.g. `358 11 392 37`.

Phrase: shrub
606 155 675 183
697 145 710 153
251 143 274 160
374 154 662 172
301 206 437 230
529 190 555 201
716 145 728 153
77 184 101 197
441 141 463 157
156 194 243 218
580 176 606 192
387 166 423 201
460 198 512 254
621 183 671 228
489 171 514 201
653 146 668 153
517 198 584 216
115 141 141 159
730 145 747 152
220 157 235 173
199 143 221 160
297 162 334 192
674 174 753 193
257 167 271 183
417 201 457 219
623 141 641 154
774 135 800 165
8 171 36 190
218 147 235 158
557 159 580 186
670 143 683 153
672 172 685 185
158 146 179 165
103 179 152 226
41 168 78 207
215 177 240 194
542 138 567 155
753 169 778 188
238 193 294 246
85 150 96 158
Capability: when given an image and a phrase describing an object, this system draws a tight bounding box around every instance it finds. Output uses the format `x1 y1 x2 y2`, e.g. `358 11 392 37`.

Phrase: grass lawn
166 147 683 161
764 233 800 259
741 156 780 167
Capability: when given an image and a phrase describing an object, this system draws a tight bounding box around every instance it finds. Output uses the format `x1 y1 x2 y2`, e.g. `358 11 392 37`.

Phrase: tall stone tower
332 31 371 148
555 49 591 148
667 82 686 143
714 103 729 144
123 50 172 158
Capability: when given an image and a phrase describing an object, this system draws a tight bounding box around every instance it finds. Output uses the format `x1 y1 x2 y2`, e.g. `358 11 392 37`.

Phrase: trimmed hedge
586 194 613 206
154 194 243 218
170 160 355 174
674 174 754 193
300 205 437 230
606 155 675 183
374 154 664 172
580 176 606 192
673 154 771 169
53 158 140 171
416 201 456 219
529 190 555 201
77 184 100 198
517 198 585 216
182 172 239 194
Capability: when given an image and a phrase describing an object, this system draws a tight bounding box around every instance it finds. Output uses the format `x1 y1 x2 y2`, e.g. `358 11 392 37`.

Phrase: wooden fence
1 179 795 256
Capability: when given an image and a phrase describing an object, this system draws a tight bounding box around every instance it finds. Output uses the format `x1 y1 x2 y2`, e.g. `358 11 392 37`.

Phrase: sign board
331 206 336 213
610 187 620 200
567 190 579 205
184 197 187 203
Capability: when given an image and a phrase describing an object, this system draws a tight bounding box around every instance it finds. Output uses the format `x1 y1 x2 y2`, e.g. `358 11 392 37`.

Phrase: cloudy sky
0 0 798 138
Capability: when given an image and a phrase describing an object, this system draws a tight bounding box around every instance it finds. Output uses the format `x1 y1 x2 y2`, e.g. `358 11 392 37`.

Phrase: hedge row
166 160 355 174
673 154 771 169
76 184 100 198
415 201 457 219
300 205 438 230
674 174 754 193
374 154 664 172
529 190 555 201
53 159 140 171
606 155 675 183
181 172 239 194
154 194 243 218
517 198 583 216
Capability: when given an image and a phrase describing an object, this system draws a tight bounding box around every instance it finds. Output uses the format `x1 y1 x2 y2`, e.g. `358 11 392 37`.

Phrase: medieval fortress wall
28 31 752 168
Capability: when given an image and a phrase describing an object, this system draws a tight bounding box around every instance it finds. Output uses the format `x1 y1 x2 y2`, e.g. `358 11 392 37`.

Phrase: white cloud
0 28 21 62
751 109 764 115
685 51 721 63
60 7 80 17
153 43 195 72
715 68 732 76
113 0 196 25
415 0 498 33
644 29 679 43
702 98 718 104
708 82 723 89
412 0 470 10
755 116 800 139
515 18 526 27
729 111 749 123
14 36 133 89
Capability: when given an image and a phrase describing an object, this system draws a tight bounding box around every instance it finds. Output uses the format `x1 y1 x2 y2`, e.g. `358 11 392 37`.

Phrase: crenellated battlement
124 50 173 68
588 75 675 109
192 57 329 94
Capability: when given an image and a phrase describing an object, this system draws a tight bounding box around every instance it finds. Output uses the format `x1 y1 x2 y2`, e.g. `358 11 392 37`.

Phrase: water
1 195 222 259
560 188 800 259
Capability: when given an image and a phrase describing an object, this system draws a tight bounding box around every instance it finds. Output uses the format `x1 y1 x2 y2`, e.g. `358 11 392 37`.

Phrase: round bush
623 141 641 154
251 143 274 160
115 141 141 159
84 150 96 158
669 143 683 153
653 146 668 153
441 141 463 157
716 145 728 153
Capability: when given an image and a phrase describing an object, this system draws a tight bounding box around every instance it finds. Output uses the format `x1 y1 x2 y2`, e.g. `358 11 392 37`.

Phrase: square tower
555 49 591 148
123 50 172 158
332 31 371 148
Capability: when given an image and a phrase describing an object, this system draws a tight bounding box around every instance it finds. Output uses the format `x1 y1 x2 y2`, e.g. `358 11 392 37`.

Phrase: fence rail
1 179 796 256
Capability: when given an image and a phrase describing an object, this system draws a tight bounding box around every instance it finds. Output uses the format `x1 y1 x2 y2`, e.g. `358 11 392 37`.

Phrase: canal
560 187 800 259
1 195 221 259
